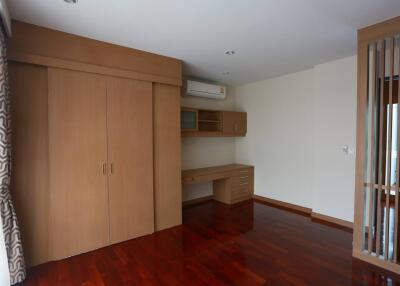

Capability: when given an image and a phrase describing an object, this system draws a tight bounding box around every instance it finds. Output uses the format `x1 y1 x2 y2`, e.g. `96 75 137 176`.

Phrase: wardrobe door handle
102 163 107 175
110 163 114 174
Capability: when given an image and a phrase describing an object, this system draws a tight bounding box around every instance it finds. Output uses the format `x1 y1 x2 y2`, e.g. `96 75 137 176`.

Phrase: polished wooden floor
22 200 400 286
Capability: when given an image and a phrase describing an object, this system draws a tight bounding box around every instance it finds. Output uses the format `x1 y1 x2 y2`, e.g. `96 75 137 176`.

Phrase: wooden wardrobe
8 21 182 266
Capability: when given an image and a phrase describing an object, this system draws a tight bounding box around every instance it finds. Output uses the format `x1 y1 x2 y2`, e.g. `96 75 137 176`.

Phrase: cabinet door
154 83 182 231
48 68 109 260
107 77 154 244
222 111 247 136
10 63 49 266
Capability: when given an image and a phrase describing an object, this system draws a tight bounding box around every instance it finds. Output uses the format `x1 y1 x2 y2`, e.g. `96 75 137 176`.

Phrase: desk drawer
231 172 251 187
231 175 250 186
232 168 251 177
231 189 252 203
182 172 231 185
229 168 253 204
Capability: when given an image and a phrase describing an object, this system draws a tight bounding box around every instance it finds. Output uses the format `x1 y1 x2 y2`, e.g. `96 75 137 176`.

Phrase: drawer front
232 168 251 177
230 167 253 203
231 175 250 186
231 169 251 187
231 191 252 204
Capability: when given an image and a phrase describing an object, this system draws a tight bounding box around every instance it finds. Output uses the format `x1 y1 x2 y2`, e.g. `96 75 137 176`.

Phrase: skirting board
253 194 353 231
182 195 214 207
311 212 353 230
253 195 312 215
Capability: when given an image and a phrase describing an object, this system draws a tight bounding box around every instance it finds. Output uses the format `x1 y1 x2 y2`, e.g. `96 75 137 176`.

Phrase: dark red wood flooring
21 200 400 285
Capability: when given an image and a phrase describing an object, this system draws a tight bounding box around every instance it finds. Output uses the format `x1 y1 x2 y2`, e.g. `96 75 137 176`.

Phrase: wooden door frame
353 16 400 274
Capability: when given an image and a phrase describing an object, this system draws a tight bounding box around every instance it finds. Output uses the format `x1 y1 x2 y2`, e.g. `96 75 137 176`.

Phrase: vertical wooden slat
368 43 377 254
354 43 369 254
395 35 400 263
384 38 394 260
376 39 386 257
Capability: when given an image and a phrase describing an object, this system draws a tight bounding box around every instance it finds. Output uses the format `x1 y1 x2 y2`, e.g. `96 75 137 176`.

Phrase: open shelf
199 121 221 132
181 107 247 138
198 119 220 123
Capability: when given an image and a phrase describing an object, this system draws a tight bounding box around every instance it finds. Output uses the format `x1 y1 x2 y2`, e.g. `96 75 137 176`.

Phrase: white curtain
0 28 25 284
0 214 10 286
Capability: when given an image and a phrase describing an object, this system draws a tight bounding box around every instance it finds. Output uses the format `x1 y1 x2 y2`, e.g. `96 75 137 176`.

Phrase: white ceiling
8 0 400 85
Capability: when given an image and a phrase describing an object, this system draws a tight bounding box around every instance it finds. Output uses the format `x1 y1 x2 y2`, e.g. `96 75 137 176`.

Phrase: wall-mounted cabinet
222 111 247 136
181 107 247 137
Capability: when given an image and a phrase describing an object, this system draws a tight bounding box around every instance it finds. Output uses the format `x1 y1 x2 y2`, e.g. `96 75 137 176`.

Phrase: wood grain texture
213 179 231 204
22 201 400 285
231 169 253 200
222 111 247 136
353 28 369 258
182 164 253 183
358 16 400 45
180 108 246 137
8 20 182 81
310 212 353 230
181 131 236 138
9 63 49 267
107 77 154 243
182 195 214 207
354 17 400 271
183 165 254 205
8 52 182 86
253 194 312 215
153 83 182 231
48 68 109 260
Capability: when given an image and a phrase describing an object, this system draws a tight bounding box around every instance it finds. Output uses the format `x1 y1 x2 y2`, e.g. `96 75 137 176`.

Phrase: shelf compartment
198 121 222 132
198 110 222 122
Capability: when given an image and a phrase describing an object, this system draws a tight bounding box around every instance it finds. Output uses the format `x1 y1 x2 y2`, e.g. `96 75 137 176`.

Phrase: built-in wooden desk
182 164 254 205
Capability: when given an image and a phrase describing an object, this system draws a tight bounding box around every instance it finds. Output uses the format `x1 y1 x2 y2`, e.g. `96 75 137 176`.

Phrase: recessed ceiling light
64 0 78 4
225 50 236 55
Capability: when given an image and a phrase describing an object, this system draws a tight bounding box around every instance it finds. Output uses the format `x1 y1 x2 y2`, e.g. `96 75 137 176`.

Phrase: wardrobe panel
9 62 49 266
153 83 182 231
48 68 109 260
107 77 154 244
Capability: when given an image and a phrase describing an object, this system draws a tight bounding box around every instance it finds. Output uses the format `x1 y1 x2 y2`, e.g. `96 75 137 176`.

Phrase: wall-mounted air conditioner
185 80 226 100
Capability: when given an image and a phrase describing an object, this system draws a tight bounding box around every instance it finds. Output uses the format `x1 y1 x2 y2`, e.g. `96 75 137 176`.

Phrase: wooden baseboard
183 194 353 232
253 194 353 232
253 195 312 215
182 195 214 207
311 212 353 231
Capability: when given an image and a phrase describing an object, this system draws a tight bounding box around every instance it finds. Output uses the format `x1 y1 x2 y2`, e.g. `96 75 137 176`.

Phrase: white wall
312 56 357 222
233 55 357 222
182 55 357 222
181 92 236 201
234 70 315 208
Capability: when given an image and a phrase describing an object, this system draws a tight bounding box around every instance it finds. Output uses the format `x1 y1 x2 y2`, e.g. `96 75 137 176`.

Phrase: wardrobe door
48 68 109 260
107 77 154 244
10 63 49 266
153 83 182 231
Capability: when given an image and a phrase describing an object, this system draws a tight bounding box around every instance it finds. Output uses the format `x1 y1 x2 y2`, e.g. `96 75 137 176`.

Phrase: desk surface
182 164 253 184
182 164 254 204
